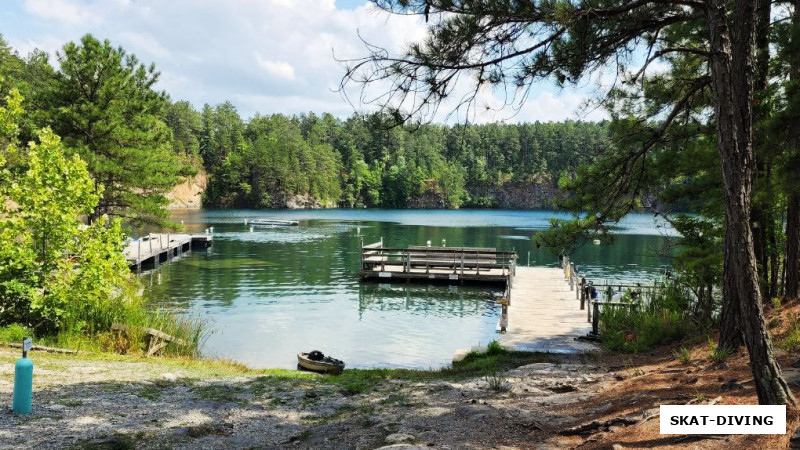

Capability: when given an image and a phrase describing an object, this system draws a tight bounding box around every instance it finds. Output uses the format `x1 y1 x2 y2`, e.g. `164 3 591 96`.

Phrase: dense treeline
1 35 609 212
186 103 609 208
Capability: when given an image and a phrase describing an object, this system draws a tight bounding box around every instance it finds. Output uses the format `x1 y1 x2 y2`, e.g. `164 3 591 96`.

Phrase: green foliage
600 306 693 353
194 107 608 209
0 324 34 342
483 371 509 392
47 34 186 225
672 347 692 365
0 89 201 355
709 347 732 363
485 340 504 355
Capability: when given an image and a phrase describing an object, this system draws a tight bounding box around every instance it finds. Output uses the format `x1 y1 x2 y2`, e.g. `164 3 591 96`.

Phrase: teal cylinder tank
12 356 33 415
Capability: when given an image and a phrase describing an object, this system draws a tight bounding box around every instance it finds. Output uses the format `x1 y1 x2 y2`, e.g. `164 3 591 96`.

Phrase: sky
0 0 609 123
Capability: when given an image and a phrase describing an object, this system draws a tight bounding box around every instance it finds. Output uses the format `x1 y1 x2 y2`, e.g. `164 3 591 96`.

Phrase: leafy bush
486 340 504 355
0 324 34 343
0 89 203 357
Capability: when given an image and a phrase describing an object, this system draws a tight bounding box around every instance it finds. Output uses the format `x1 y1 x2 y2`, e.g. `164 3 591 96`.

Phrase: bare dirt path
0 349 612 449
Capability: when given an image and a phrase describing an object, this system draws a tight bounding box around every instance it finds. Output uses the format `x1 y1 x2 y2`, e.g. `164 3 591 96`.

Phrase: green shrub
672 347 692 364
709 347 732 363
599 307 693 353
486 340 504 355
0 324 34 342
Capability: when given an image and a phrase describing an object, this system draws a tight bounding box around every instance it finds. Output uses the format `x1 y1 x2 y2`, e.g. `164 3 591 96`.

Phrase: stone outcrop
465 181 564 209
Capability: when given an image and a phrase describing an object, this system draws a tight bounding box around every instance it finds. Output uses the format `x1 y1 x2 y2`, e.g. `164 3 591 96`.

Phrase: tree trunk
719 258 743 350
750 0 773 299
784 1 800 301
786 193 800 299
706 0 795 405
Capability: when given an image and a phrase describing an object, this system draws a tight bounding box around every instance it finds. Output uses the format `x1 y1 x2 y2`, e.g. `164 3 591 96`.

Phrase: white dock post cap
442 239 446 247
209 226 214 233
426 240 431 247
205 228 209 234
249 226 254 233
244 219 248 225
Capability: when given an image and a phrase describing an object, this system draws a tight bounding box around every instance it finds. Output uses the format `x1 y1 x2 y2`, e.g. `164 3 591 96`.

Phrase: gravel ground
0 348 611 449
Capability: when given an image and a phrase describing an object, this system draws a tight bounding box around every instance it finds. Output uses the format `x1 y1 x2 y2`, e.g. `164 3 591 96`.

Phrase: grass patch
708 339 732 363
136 384 166 401
672 347 692 365
193 384 246 403
483 371 509 392
0 324 34 343
59 399 84 407
778 313 800 351
71 433 138 450
600 307 694 353
311 342 548 394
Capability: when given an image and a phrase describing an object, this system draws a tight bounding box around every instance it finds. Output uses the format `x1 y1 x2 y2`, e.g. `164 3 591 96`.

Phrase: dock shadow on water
142 209 674 370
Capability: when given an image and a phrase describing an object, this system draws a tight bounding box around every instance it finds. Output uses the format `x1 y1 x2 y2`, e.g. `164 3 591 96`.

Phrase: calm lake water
144 209 675 369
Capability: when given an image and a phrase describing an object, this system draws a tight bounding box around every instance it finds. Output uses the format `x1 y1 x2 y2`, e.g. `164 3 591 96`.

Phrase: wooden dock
124 233 212 270
498 266 595 353
358 240 517 286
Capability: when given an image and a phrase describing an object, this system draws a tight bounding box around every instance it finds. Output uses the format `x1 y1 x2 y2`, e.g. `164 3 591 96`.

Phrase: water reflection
143 209 675 368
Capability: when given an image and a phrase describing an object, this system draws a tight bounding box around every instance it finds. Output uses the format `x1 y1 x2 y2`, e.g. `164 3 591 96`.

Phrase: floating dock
124 233 212 270
358 240 517 286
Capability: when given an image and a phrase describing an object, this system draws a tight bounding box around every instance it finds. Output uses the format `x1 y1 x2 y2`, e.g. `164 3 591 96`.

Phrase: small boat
297 350 345 374
250 219 299 227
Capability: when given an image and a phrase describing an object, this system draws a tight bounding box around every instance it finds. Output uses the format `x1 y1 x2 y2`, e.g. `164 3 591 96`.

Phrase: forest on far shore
183 106 610 209
0 34 610 213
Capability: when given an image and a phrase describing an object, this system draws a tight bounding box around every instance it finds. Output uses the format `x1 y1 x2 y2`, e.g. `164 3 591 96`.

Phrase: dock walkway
124 233 212 270
498 266 595 353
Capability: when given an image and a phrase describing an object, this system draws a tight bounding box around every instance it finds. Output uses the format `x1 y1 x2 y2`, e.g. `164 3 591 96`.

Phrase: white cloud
118 32 171 59
23 0 99 26
254 54 296 80
8 0 603 122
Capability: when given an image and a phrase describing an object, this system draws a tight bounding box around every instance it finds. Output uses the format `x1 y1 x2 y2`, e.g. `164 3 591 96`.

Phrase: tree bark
707 0 795 405
750 0 773 299
784 1 800 301
786 193 800 299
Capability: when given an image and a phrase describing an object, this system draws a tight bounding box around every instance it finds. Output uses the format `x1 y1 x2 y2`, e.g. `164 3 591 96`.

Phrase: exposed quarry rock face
166 172 207 209
174 173 564 210
283 194 337 209
465 182 564 209
407 182 564 209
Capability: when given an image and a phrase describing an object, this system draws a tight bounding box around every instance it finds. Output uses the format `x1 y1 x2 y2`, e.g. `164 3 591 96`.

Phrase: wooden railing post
592 301 600 336
579 277 586 309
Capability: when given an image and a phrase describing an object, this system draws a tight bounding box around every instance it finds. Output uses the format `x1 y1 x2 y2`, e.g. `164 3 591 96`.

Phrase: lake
143 209 675 369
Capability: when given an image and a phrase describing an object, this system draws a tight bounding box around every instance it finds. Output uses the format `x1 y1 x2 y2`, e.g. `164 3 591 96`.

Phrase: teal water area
144 209 675 369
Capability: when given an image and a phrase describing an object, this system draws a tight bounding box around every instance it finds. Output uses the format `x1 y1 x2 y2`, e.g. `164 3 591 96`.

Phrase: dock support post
591 301 599 335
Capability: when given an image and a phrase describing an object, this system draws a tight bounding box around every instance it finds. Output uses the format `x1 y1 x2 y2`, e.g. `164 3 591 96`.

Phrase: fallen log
0 341 77 354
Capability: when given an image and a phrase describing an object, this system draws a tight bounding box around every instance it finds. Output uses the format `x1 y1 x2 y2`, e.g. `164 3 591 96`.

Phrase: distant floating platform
250 219 299 227
358 239 516 287
124 233 212 270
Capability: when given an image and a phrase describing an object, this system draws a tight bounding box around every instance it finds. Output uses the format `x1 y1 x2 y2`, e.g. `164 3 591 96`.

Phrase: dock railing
561 255 665 338
360 240 517 287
